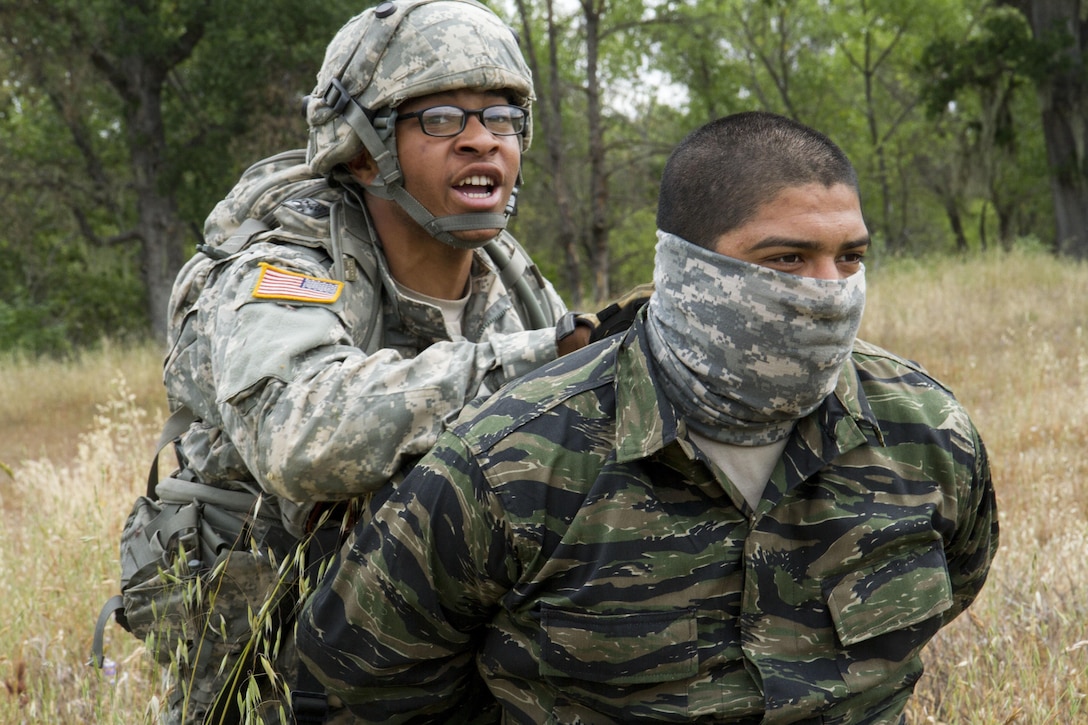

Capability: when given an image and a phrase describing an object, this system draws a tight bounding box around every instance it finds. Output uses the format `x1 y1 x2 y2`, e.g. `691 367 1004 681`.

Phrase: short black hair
656 111 860 250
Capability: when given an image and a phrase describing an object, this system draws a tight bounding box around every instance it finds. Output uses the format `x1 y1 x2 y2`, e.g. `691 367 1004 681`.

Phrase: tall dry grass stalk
863 250 1088 723
0 250 1084 723
1 364 167 723
0 340 167 466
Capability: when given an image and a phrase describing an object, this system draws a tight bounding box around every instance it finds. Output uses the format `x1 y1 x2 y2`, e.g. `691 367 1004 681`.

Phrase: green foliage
913 4 1056 250
163 0 357 227
0 0 1077 348
0 0 360 353
919 8 1038 123
0 235 146 356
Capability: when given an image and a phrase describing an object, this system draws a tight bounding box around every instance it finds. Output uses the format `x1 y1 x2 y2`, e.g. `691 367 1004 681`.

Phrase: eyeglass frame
395 104 528 138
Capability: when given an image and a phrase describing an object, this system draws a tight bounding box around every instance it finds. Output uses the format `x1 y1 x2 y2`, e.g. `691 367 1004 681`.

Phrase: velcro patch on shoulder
252 263 343 304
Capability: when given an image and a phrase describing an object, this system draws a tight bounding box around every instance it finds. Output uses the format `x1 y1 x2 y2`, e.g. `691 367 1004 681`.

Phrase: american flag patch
252 263 343 304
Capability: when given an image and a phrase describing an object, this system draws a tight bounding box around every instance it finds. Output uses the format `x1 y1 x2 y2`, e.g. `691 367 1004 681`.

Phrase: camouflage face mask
644 231 866 446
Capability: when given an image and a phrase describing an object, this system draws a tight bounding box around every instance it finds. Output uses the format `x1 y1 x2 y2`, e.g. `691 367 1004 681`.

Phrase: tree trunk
127 81 186 341
135 183 187 341
583 0 611 303
1039 87 1088 256
516 0 586 307
1015 0 1088 258
943 199 969 252
863 29 898 253
84 5 207 342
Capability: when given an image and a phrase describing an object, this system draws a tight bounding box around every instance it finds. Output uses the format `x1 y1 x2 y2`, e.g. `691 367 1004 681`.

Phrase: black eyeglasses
396 105 528 137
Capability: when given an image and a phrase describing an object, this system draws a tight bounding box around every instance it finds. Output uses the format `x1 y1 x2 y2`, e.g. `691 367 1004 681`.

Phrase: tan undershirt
689 430 791 509
395 282 471 340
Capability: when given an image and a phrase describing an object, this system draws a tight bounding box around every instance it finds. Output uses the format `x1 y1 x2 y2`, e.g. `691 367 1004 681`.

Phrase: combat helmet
305 0 534 249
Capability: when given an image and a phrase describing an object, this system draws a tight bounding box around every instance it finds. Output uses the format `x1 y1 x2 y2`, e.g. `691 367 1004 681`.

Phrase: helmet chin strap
333 82 517 250
368 177 516 250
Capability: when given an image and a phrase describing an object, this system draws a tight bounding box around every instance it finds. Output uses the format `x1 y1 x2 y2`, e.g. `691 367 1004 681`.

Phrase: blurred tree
918 6 1054 250
999 0 1088 258
650 0 985 257
508 0 678 305
0 0 355 346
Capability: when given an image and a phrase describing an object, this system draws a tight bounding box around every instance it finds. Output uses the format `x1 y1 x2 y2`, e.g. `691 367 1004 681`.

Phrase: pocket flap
827 544 953 646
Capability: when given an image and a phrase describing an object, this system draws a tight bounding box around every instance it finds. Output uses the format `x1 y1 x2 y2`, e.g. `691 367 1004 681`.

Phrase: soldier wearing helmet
129 1 599 723
306 0 538 250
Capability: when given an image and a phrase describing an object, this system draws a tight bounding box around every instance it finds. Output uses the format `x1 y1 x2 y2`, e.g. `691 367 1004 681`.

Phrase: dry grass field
0 249 1085 723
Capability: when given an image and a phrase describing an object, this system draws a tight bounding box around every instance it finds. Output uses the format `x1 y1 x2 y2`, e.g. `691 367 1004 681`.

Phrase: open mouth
455 174 497 199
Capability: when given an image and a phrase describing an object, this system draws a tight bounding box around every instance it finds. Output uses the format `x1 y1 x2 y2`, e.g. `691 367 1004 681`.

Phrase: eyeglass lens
411 106 526 137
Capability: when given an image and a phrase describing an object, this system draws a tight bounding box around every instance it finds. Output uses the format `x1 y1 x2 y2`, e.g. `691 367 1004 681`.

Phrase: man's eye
771 254 803 264
422 110 461 128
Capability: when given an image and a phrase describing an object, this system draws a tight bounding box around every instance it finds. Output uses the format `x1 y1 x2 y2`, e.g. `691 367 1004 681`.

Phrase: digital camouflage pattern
144 2 550 718
154 152 565 722
646 231 867 446
306 0 534 176
167 168 565 533
298 323 998 724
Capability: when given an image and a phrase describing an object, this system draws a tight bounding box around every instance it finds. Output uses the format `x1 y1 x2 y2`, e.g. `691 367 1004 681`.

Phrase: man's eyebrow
748 236 871 251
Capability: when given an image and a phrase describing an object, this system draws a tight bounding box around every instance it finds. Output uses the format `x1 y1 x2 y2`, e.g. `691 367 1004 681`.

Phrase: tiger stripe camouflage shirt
298 323 998 724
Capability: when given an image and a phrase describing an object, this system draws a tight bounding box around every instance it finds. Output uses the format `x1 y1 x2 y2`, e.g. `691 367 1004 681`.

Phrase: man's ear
347 150 379 185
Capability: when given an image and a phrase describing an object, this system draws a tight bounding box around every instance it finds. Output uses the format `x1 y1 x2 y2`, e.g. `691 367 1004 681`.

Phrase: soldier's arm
196 250 560 502
942 425 999 623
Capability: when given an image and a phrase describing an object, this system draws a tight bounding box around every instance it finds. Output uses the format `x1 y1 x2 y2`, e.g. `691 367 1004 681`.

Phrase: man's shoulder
851 338 952 393
203 149 330 247
849 338 977 437
452 337 623 453
193 240 338 292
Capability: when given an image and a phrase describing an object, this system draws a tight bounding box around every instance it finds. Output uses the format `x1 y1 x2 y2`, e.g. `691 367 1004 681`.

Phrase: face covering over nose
644 230 866 446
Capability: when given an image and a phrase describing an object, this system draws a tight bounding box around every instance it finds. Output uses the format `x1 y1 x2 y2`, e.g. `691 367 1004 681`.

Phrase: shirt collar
614 324 884 464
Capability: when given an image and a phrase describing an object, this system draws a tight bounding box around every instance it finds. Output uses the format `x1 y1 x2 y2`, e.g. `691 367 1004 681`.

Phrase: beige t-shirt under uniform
689 430 790 510
395 282 471 341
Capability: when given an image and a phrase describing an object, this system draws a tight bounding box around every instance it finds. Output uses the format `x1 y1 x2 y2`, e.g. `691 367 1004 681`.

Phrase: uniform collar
614 324 884 465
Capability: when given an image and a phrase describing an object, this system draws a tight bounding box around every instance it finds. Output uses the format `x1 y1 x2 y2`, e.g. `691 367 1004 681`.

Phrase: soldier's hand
586 283 654 343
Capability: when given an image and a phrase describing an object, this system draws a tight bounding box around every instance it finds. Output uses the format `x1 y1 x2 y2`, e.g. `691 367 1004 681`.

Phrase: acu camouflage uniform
168 162 563 528
156 156 565 722
298 319 998 724
138 0 558 720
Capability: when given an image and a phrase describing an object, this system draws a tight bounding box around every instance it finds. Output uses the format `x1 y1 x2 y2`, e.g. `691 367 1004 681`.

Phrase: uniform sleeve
942 424 999 622
296 432 510 722
193 250 560 503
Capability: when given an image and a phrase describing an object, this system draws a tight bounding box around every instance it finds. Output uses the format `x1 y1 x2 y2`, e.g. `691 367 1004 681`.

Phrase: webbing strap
494 241 527 291
331 200 384 355
291 685 329 724
146 406 198 498
89 595 126 668
484 240 550 329
155 477 262 512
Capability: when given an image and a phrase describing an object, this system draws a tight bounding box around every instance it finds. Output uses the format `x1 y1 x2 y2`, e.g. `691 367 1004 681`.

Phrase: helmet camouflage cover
307 0 535 176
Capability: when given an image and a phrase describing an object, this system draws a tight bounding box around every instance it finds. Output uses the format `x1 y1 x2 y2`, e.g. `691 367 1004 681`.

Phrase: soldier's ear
347 150 379 185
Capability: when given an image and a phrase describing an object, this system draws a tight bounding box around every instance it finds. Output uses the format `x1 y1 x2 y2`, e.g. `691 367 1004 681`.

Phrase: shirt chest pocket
539 606 699 685
825 542 954 692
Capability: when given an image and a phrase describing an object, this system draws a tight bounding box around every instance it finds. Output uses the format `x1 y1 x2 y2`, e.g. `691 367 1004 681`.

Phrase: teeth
457 175 494 199
458 175 494 187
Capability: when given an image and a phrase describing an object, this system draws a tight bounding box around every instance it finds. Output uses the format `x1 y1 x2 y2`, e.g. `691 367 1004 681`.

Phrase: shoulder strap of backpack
90 404 196 669
146 406 198 498
90 595 125 668
483 236 556 330
332 199 384 354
